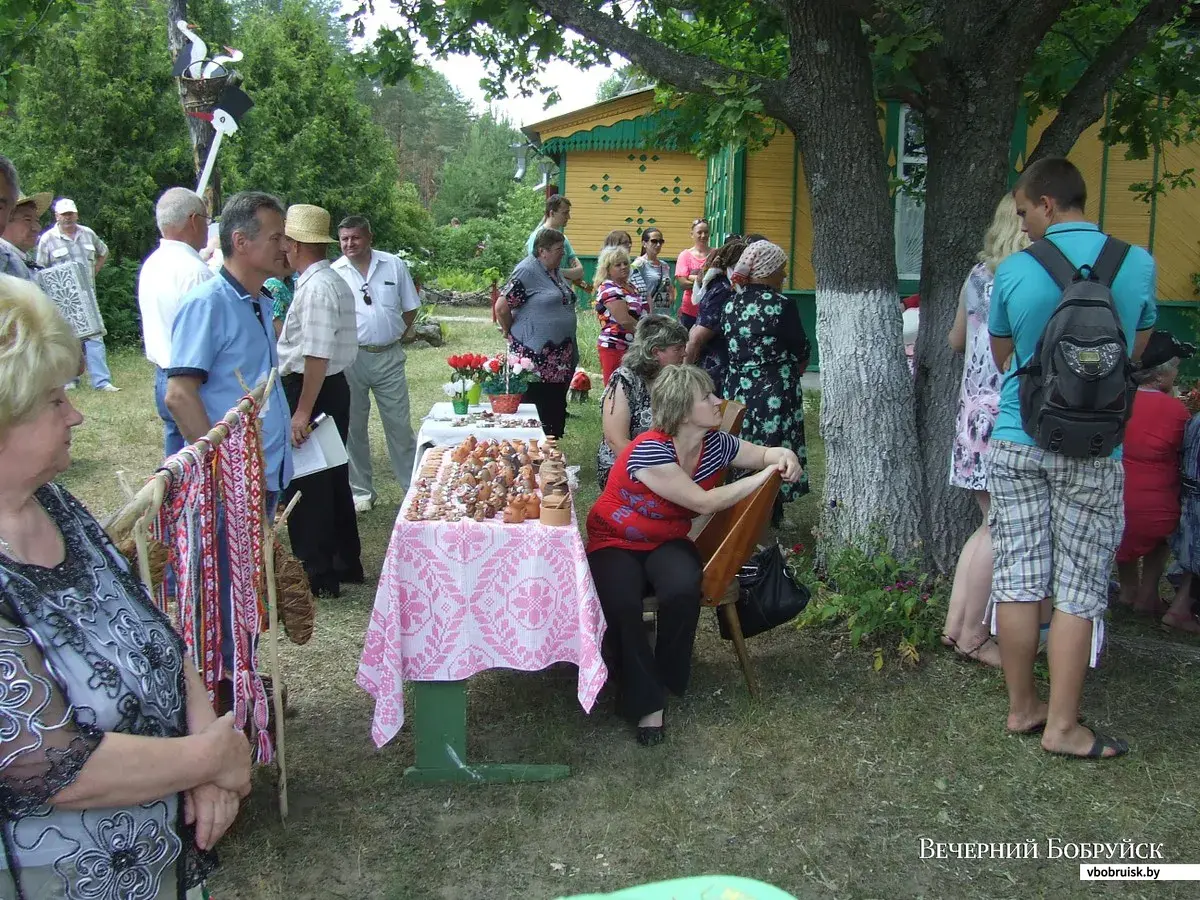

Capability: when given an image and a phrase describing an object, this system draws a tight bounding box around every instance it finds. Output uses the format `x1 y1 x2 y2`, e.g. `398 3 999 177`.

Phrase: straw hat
16 192 52 217
284 204 336 243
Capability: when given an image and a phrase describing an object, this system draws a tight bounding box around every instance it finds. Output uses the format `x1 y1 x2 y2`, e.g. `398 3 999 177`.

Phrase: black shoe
336 564 366 585
310 575 340 598
636 725 665 746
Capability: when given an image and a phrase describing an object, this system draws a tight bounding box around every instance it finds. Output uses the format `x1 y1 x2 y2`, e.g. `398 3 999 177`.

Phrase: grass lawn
62 314 1199 900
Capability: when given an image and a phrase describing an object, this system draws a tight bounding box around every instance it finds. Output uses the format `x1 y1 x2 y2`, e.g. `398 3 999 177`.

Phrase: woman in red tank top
586 365 803 746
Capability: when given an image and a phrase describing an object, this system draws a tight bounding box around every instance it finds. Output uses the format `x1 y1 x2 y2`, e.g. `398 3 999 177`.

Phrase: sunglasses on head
361 284 373 306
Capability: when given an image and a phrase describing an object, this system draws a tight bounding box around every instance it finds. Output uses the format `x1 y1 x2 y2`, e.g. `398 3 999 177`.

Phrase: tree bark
165 0 220 212
783 0 924 558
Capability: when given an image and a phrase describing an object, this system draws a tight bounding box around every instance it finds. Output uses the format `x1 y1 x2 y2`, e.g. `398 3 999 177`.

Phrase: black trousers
523 380 570 438
282 371 362 589
588 540 703 719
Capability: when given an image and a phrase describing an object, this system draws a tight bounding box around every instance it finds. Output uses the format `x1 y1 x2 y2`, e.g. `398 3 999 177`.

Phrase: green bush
793 537 947 669
95 258 143 349
429 188 542 278
430 268 487 293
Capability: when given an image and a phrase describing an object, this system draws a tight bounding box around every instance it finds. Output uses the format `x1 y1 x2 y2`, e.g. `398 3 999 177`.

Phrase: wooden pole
264 491 301 821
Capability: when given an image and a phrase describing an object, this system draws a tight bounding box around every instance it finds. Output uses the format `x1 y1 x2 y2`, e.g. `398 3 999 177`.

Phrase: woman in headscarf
723 240 810 512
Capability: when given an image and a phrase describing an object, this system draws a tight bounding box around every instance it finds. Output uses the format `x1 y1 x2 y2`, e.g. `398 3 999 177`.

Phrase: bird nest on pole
178 71 229 115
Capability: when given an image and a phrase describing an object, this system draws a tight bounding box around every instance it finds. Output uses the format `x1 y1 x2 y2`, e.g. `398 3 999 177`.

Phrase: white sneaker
97 384 121 393
354 497 374 514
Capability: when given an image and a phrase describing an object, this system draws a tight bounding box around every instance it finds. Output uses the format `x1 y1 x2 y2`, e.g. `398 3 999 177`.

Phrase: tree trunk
915 91 1019 571
165 0 220 212
784 1 923 559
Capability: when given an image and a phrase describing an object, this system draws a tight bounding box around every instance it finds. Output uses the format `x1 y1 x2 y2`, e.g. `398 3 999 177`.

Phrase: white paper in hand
291 416 347 478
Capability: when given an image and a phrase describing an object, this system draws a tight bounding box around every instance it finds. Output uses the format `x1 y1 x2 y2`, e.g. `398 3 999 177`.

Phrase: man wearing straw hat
278 203 363 598
0 189 50 281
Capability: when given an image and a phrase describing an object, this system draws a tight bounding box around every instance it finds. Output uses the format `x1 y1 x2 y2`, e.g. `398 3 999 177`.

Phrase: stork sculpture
174 20 207 77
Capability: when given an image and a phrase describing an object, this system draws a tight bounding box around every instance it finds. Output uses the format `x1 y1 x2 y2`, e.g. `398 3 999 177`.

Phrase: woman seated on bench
585 364 802 746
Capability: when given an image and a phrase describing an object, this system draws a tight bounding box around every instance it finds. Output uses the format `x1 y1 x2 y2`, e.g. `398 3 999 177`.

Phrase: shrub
94 258 143 349
430 268 487 293
792 538 947 669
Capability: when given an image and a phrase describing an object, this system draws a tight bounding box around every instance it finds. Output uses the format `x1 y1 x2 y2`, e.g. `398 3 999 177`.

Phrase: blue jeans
69 338 113 389
154 366 185 457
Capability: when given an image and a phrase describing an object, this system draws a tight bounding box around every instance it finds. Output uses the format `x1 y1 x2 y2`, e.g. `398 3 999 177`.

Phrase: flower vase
452 397 470 415
467 382 483 406
489 393 522 414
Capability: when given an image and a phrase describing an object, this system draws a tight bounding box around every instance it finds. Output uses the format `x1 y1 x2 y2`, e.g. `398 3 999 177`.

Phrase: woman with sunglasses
673 219 711 328
630 228 674 314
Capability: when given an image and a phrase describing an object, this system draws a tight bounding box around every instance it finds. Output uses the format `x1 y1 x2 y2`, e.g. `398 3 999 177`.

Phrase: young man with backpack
987 157 1157 760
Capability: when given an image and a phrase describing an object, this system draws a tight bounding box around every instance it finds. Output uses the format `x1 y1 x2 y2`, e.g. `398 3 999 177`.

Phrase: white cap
54 198 78 215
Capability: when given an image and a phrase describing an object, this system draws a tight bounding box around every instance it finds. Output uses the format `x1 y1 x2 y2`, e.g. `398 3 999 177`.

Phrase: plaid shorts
987 439 1124 621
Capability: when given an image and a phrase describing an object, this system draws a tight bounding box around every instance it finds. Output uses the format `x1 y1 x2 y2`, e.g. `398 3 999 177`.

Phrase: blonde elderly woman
723 240 810 520
594 243 648 384
0 275 252 899
586 364 802 746
597 315 688 489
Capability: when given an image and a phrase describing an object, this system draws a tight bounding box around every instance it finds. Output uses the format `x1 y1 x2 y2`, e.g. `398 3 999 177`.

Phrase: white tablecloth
412 402 546 481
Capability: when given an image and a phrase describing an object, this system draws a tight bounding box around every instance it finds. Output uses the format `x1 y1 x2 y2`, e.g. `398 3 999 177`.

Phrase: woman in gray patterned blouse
0 275 251 900
597 315 688 489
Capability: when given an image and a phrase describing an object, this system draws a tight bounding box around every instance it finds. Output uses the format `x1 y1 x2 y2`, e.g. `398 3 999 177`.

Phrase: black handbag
718 544 810 640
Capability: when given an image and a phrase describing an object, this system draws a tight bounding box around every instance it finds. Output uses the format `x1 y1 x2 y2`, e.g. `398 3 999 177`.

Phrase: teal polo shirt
167 268 293 491
525 225 579 266
988 222 1157 456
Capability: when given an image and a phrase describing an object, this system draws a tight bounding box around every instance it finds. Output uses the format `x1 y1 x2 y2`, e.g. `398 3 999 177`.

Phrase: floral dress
723 285 810 501
949 263 1001 491
0 484 214 900
1171 412 1200 573
596 366 653 489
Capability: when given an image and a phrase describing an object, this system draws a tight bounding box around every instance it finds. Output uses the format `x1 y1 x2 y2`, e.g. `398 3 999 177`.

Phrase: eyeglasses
649 239 664 245
361 284 373 306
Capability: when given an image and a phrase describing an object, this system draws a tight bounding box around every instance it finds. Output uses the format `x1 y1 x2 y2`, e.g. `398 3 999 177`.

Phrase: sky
349 3 621 128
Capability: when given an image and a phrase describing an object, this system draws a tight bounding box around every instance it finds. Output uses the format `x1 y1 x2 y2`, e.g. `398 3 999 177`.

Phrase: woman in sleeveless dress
943 196 1029 665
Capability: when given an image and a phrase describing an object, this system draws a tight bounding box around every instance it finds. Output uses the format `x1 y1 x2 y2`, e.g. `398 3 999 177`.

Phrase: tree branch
1028 0 1188 163
528 0 791 121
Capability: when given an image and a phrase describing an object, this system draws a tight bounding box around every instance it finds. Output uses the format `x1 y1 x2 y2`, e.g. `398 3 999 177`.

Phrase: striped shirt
626 432 740 482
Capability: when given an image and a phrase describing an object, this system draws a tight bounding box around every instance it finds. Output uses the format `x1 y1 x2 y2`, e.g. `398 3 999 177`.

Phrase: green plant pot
467 382 482 406
452 398 470 415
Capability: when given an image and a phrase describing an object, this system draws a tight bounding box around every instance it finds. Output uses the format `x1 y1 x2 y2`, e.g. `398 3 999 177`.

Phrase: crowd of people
4 146 1200 895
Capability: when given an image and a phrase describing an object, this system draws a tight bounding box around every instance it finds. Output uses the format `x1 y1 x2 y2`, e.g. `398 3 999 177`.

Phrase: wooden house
524 89 1200 371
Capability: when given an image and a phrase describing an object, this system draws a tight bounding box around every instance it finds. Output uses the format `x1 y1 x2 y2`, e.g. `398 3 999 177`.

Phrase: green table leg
403 680 571 784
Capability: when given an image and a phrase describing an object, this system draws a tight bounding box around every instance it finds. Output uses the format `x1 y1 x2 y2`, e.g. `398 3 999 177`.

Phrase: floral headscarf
731 240 787 290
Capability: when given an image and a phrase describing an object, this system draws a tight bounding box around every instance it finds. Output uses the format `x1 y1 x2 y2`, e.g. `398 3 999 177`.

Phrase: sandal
1161 610 1200 635
1045 729 1129 760
940 633 957 649
955 635 999 663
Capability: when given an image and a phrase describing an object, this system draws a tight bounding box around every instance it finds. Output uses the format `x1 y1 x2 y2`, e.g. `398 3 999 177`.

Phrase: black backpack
1014 236 1134 458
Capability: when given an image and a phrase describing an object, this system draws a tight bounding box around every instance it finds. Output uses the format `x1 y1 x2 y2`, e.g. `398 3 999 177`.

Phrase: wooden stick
263 490 301 822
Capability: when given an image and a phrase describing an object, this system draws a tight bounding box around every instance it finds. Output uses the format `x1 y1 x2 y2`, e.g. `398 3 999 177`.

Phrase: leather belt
360 340 400 353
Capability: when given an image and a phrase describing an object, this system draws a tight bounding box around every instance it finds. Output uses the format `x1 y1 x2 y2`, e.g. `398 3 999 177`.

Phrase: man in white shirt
331 215 420 511
279 204 362 597
138 187 215 456
36 198 119 391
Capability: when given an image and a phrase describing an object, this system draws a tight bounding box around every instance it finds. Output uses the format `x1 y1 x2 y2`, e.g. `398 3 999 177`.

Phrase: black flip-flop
1046 729 1129 760
1008 720 1046 736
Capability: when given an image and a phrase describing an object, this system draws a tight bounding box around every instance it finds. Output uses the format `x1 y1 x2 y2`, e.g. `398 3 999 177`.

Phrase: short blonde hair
979 195 1030 272
650 364 715 435
0 275 81 433
595 244 631 284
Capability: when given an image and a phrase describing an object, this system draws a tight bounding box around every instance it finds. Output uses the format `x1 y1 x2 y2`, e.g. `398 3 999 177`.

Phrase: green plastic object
557 875 799 900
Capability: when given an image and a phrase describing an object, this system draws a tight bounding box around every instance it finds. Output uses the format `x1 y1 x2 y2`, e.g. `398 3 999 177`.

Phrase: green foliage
794 538 946 668
5 0 196 263
596 64 652 102
356 65 472 205
430 113 529 224
430 187 541 277
220 1 409 249
430 268 487 293
95 259 143 349
0 0 78 111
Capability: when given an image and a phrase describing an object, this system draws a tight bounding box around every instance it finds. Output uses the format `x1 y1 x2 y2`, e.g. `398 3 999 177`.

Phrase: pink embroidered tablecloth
356 485 608 748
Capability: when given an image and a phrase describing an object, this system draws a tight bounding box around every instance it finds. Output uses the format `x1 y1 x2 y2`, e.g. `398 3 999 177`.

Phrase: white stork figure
202 46 245 78
176 20 207 77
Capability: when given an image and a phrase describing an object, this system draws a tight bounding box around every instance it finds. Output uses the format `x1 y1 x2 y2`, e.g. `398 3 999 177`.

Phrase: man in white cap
278 203 362 597
36 197 119 391
1 190 50 281
138 187 215 457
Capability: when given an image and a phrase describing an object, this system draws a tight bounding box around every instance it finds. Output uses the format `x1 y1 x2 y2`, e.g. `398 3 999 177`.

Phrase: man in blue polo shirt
166 190 293 692
987 158 1156 760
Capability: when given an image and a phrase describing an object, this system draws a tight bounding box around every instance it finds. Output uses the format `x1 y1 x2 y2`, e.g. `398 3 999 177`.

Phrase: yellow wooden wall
742 131 816 290
1023 110 1200 300
564 150 707 259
